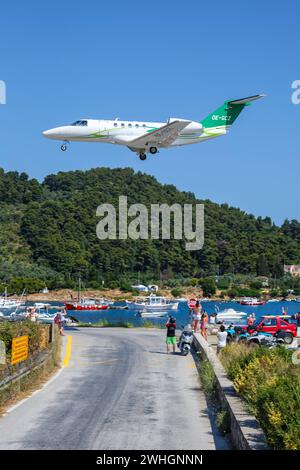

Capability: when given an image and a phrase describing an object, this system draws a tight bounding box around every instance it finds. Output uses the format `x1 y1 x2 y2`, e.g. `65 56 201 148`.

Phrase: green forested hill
0 167 299 288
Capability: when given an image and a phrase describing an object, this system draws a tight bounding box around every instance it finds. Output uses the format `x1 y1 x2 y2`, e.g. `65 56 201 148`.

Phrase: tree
200 278 216 297
256 254 269 276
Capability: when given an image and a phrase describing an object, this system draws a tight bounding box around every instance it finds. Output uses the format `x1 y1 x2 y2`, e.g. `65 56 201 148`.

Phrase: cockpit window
71 120 88 126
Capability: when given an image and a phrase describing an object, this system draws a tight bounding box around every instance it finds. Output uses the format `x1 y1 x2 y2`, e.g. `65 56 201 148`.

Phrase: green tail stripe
201 101 248 129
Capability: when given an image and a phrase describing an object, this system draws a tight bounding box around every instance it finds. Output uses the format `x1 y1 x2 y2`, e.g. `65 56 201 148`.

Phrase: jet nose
42 129 51 137
42 127 62 139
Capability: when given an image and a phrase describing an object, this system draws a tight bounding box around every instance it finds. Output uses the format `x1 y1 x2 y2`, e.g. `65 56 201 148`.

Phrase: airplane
42 94 264 161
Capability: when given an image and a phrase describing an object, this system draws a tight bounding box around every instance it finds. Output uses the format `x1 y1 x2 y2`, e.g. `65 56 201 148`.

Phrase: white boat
137 310 168 318
268 299 280 303
215 308 248 323
0 288 25 310
0 299 24 309
239 297 266 306
126 295 179 311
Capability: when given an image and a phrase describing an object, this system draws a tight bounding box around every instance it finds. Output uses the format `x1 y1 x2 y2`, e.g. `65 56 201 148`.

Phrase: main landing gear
138 147 158 161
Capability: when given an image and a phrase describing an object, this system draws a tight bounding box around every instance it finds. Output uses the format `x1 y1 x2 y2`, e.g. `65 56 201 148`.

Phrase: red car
244 316 297 344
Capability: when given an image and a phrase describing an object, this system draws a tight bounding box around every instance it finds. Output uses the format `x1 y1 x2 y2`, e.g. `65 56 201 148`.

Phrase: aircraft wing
129 120 192 148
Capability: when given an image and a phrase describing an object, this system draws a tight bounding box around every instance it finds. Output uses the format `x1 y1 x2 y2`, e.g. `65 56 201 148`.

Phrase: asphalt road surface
0 328 229 450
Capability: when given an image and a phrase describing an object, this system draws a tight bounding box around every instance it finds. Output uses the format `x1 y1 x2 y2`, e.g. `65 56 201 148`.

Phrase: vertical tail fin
201 94 265 129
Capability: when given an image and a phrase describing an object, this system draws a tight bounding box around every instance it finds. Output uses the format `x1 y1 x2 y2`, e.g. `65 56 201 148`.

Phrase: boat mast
78 276 81 303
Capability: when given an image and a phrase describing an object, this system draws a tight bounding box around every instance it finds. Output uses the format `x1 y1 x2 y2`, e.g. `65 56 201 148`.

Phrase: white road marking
4 367 64 415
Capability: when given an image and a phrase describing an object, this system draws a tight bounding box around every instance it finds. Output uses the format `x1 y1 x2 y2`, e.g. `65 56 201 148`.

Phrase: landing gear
139 153 147 161
149 146 158 154
61 144 67 151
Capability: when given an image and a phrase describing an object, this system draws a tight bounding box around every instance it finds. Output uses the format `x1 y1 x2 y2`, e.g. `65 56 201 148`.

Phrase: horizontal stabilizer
228 94 266 105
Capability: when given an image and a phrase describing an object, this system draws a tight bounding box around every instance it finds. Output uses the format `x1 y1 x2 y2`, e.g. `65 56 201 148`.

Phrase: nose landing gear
139 152 147 161
60 141 69 152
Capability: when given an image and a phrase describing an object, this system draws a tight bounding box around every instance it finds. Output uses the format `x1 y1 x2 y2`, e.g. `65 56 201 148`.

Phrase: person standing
217 325 228 354
296 312 300 339
192 300 202 333
201 311 209 340
166 316 177 354
54 312 66 336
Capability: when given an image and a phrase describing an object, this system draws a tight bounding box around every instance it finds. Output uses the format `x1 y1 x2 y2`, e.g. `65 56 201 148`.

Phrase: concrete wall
193 332 268 450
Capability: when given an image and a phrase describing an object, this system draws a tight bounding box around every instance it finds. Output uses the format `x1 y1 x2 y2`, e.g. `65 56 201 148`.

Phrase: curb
193 333 269 450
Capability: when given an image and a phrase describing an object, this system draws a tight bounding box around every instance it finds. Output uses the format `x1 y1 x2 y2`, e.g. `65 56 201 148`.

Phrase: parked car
241 316 297 344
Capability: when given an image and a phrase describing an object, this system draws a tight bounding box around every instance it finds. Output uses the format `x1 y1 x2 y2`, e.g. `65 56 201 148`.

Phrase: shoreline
24 288 296 304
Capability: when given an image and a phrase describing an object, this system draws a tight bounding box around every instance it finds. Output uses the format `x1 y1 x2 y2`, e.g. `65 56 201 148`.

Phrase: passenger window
142 124 146 128
114 123 118 127
135 123 139 128
128 123 132 128
121 123 125 127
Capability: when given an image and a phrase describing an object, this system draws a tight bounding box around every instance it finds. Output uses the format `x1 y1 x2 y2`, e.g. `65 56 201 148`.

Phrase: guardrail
193 332 268 450
0 325 61 407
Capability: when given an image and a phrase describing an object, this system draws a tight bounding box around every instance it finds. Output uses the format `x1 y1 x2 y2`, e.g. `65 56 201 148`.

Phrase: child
166 316 177 354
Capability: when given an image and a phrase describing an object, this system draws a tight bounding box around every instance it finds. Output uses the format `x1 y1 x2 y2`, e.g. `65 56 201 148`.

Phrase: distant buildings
284 265 300 277
131 284 159 293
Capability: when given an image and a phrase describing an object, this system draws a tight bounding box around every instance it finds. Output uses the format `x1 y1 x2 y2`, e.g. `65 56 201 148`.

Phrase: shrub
171 288 182 298
226 288 239 299
216 409 230 436
220 344 300 449
200 278 216 297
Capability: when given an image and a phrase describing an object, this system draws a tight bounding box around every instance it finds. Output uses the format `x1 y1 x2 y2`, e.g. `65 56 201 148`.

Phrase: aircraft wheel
61 144 67 152
139 153 147 161
149 146 158 154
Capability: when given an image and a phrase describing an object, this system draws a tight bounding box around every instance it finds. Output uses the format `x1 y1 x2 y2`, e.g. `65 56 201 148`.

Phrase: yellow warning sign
11 335 29 365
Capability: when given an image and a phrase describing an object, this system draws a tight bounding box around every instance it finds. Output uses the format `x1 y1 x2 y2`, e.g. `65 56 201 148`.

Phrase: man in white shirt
217 324 228 353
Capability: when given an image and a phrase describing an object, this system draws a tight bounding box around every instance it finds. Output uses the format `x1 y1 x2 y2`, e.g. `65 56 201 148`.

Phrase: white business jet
43 95 264 161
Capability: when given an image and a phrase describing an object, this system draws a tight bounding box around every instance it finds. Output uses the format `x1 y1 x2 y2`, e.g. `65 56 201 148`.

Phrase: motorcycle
178 323 194 356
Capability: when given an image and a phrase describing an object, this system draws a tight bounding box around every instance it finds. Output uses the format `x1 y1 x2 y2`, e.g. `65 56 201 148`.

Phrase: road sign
11 335 29 365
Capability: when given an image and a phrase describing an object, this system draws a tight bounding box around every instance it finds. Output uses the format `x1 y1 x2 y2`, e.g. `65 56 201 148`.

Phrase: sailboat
64 278 110 311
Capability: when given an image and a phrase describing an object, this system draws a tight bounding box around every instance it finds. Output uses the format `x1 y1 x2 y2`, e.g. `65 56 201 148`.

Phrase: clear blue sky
0 1 299 225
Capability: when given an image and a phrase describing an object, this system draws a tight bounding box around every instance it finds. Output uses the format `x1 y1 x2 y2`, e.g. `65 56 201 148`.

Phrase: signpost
11 335 29 365
0 340 5 365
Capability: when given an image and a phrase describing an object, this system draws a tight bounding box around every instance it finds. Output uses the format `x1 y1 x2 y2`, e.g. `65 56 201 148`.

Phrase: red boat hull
65 303 109 311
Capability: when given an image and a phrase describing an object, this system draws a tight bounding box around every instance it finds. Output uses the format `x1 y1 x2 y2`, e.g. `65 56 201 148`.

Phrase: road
0 328 229 450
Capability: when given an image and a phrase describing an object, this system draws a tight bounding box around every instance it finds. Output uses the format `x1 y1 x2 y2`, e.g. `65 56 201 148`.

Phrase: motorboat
215 308 248 324
137 310 168 318
239 297 266 306
126 295 178 311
